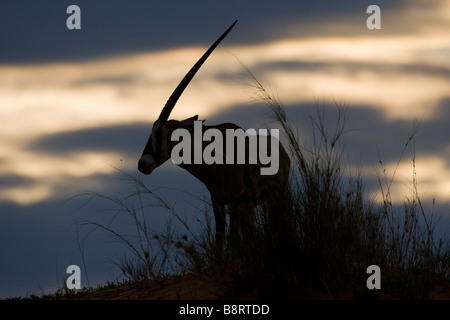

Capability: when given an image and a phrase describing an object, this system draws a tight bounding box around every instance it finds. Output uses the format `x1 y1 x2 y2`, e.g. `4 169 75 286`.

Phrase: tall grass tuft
240 66 449 298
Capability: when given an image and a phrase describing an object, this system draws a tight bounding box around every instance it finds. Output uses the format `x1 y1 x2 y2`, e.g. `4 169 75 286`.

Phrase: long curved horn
157 20 238 123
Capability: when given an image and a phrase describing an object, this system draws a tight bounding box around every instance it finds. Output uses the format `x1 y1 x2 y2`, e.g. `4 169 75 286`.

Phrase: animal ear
190 115 206 123
179 115 199 124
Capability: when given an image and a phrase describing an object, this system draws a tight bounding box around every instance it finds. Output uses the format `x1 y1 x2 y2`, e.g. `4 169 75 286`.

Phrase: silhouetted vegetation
35 68 449 300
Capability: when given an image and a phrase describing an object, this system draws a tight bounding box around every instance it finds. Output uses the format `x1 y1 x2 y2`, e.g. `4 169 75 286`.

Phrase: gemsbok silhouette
138 20 291 251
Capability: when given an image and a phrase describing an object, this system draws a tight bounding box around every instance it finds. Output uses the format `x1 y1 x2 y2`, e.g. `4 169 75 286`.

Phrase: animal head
138 20 237 175
138 115 199 174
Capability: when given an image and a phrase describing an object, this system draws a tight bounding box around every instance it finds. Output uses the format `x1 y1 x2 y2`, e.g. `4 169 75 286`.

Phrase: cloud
258 60 450 81
1 174 38 188
29 123 148 157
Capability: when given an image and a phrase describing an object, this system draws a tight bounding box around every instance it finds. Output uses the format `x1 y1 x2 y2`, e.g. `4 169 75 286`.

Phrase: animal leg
212 197 226 253
229 200 255 250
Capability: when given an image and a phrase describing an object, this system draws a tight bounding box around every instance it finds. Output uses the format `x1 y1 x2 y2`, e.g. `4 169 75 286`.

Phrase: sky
1 0 450 298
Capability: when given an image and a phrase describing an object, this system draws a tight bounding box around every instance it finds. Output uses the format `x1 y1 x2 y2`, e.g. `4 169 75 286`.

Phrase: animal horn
157 20 238 123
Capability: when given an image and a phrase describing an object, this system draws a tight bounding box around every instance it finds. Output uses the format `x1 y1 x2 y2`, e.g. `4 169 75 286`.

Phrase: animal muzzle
138 154 158 175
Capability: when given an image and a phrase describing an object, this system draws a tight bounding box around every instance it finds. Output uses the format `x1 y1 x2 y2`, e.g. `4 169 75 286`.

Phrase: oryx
138 21 291 251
